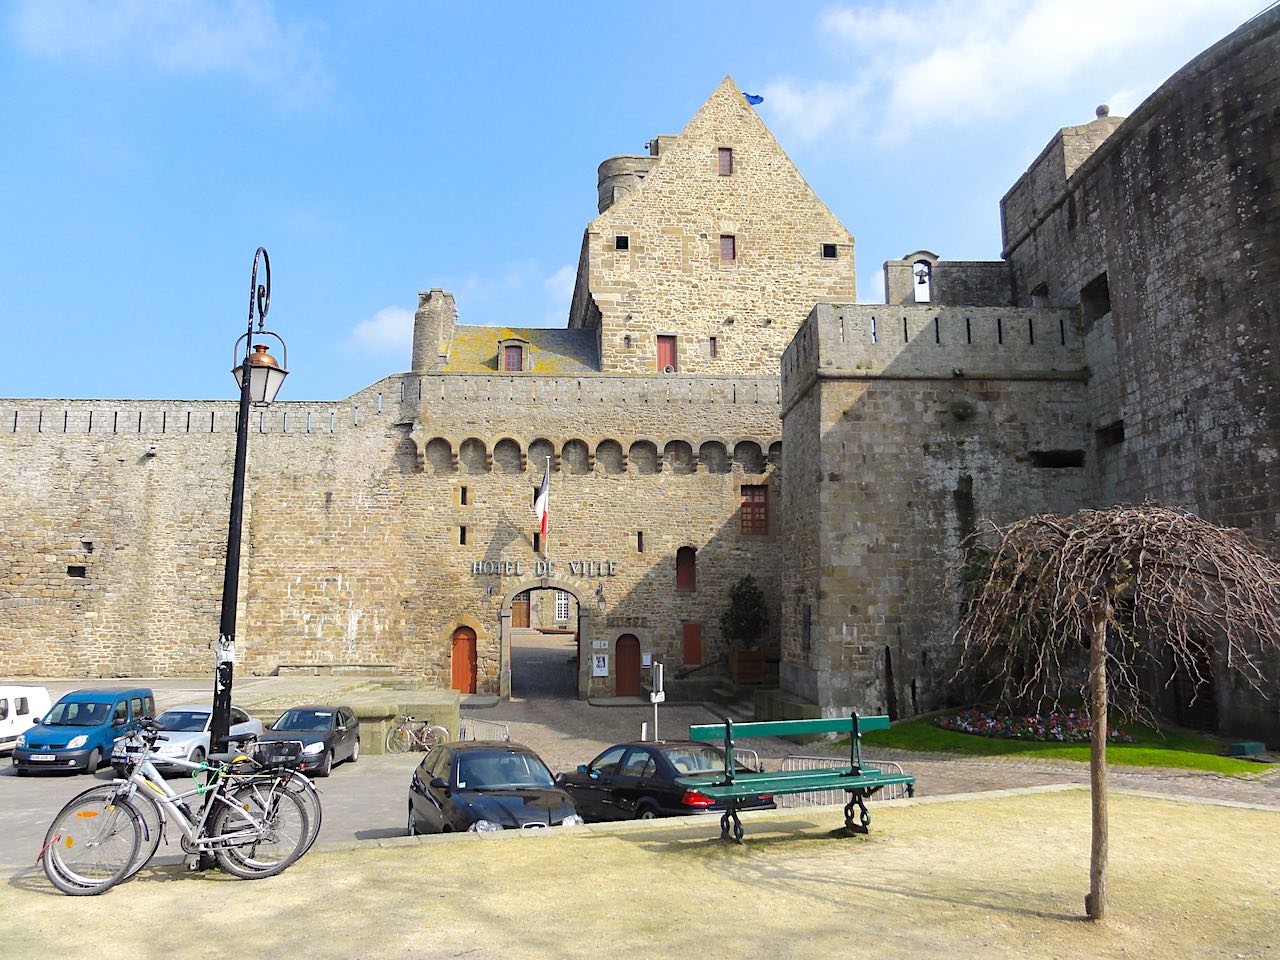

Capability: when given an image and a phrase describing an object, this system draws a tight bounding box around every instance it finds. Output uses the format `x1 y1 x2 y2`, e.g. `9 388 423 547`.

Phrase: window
112 700 128 724
657 335 677 372
231 708 250 725
1080 272 1111 324
67 566 86 578
683 623 703 666
821 243 838 259
0 699 7 722
130 698 144 721
717 147 733 176
460 486 468 506
676 546 697 592
459 526 467 545
636 531 644 553
709 336 718 359
913 260 932 303
1096 421 1125 448
533 532 541 553
720 235 736 261
615 235 629 251
555 591 570 622
620 749 657 778
1031 282 1050 308
1028 450 1086 468
590 746 627 776
741 485 768 535
15 697 29 715
623 335 632 349
503 345 524 372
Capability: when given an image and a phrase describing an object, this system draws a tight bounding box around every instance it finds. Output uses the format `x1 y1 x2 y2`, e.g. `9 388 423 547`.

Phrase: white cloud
762 0 1258 145
349 306 413 356
11 0 327 98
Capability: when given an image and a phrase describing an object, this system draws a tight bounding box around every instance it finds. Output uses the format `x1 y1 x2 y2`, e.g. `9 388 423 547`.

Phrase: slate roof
441 326 600 374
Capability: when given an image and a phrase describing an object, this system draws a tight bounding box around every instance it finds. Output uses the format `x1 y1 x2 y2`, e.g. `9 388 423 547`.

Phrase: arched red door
451 626 477 694
615 634 642 697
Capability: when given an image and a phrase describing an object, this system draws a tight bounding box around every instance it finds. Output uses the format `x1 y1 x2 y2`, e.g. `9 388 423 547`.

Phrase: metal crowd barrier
459 716 511 742
777 755 910 807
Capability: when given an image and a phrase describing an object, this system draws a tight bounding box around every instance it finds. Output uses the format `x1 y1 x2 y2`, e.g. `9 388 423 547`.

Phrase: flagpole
544 455 551 564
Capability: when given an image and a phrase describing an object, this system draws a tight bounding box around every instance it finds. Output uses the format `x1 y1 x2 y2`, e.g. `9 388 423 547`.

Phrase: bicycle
384 716 450 753
41 722 313 895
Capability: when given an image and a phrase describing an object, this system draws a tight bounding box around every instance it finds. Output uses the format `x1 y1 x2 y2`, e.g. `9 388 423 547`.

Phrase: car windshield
156 710 209 733
661 744 735 775
454 751 555 791
42 701 111 727
272 709 334 732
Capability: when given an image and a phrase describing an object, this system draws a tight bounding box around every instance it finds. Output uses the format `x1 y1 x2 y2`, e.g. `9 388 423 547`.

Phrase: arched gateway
497 579 592 700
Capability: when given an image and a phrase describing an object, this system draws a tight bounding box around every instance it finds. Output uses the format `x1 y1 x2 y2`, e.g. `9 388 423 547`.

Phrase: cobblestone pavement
489 633 1280 807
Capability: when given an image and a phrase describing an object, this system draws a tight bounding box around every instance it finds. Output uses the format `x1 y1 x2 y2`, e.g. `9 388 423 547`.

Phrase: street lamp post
210 247 288 754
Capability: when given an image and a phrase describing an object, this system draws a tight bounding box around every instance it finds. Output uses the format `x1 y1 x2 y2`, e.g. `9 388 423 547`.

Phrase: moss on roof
442 326 600 373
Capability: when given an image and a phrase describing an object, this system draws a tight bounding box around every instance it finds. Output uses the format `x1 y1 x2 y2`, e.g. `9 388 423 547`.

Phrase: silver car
111 704 263 776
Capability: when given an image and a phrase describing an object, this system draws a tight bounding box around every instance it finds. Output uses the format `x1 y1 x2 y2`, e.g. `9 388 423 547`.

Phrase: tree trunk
1085 597 1109 920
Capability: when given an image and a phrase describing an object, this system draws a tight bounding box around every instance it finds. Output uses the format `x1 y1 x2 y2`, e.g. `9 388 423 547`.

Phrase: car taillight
759 796 773 801
681 790 715 807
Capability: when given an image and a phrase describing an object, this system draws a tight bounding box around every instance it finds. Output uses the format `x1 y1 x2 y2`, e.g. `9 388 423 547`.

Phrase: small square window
615 235 629 251
718 147 733 176
67 566 87 578
720 235 736 261
821 243 838 259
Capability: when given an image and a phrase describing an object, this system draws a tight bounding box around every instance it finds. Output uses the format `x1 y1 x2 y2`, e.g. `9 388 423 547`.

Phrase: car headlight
468 819 503 833
302 742 326 755
15 735 25 749
67 735 89 750
560 814 584 827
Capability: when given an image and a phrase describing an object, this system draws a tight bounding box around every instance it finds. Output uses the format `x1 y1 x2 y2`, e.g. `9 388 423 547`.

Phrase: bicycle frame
113 750 285 852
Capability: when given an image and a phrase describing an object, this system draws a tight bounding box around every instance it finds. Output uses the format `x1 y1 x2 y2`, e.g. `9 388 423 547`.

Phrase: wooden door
657 336 677 372
512 592 530 628
451 626 477 694
616 634 642 697
682 623 702 666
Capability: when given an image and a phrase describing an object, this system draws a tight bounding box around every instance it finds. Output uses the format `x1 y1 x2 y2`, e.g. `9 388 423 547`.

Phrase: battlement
781 303 1085 411
1 381 401 438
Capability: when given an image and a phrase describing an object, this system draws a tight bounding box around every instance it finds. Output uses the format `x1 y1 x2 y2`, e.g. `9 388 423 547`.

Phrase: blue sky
0 0 1263 401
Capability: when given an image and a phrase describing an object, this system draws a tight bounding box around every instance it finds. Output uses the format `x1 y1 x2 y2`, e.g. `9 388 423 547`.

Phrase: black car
408 741 583 834
257 705 360 777
556 740 776 822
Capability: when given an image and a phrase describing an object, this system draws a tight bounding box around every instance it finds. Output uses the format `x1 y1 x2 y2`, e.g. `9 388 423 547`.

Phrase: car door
339 708 359 759
614 748 659 818
572 746 627 821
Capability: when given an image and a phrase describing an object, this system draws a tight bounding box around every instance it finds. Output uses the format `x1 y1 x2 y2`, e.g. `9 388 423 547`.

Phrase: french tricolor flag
534 459 550 540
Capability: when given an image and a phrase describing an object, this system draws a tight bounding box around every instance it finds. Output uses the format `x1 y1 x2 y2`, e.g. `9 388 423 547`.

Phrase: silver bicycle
41 722 313 895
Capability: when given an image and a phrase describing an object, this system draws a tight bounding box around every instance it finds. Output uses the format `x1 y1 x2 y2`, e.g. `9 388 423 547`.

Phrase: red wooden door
616 634 642 697
512 592 530 628
682 623 702 666
451 626 477 694
657 336 677 372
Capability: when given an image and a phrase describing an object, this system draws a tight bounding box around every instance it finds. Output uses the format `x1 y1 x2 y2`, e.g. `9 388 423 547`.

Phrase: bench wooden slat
676 770 915 800
688 715 890 741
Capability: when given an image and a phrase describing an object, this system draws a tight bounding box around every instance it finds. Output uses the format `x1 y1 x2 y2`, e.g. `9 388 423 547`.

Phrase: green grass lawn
859 716 1265 776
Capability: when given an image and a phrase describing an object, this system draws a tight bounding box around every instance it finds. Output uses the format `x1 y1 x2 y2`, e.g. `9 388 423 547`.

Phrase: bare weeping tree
952 504 1280 921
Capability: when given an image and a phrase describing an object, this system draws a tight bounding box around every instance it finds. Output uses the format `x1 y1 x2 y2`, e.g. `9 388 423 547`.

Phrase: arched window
1031 283 1050 308
676 546 696 592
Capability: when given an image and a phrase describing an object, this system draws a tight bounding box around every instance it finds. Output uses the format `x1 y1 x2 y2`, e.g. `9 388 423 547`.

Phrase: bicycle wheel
279 771 323 855
64 783 165 882
385 723 412 754
42 792 143 896
420 725 450 750
210 781 309 879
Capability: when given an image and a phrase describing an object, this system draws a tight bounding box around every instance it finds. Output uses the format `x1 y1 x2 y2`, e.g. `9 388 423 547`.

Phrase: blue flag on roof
744 92 764 105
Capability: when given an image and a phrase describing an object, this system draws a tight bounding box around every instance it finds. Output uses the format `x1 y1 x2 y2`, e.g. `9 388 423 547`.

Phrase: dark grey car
257 705 360 777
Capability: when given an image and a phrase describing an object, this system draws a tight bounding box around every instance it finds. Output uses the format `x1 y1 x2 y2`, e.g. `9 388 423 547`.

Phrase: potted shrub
721 575 769 684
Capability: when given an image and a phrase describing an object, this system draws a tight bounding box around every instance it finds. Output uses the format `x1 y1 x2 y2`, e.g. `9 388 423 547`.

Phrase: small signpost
649 660 664 740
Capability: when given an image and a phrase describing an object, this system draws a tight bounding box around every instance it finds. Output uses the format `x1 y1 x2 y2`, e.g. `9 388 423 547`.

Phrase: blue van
13 687 154 775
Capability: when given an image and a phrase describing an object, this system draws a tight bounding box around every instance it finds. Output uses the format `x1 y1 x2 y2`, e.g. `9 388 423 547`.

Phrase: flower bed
935 707 1135 744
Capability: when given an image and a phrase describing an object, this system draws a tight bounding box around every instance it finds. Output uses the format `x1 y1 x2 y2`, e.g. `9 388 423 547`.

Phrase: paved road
2 637 1275 873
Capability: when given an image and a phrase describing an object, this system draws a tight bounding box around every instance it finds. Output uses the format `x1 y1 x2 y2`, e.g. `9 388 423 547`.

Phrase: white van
0 687 53 754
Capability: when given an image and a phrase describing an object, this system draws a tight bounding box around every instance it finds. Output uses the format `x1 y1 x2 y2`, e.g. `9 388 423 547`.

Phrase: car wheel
82 749 100 775
635 805 659 821
316 750 333 778
190 747 206 766
407 803 418 837
350 738 360 764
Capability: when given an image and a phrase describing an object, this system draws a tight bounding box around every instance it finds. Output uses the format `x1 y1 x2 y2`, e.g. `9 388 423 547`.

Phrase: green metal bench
675 714 915 842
